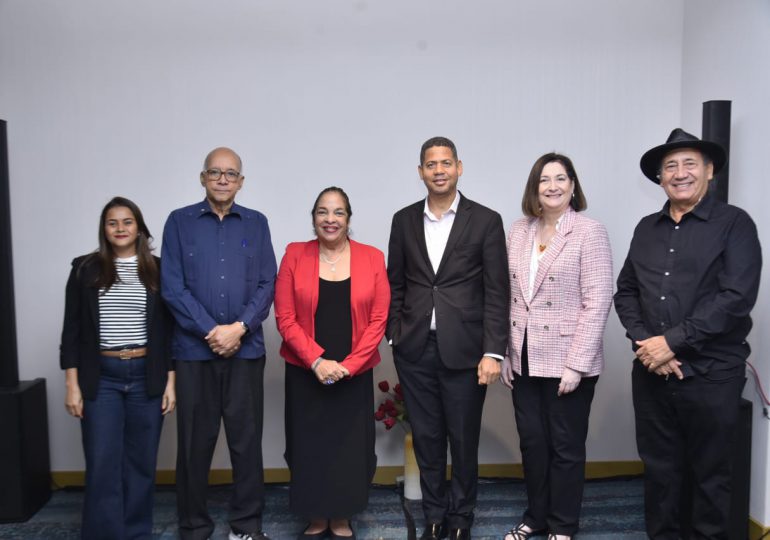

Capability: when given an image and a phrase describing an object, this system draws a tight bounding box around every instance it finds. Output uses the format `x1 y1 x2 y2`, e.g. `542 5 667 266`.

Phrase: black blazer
60 254 173 400
387 193 509 369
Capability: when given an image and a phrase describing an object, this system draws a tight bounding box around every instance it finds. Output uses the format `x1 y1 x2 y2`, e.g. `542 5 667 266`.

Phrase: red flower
375 379 409 432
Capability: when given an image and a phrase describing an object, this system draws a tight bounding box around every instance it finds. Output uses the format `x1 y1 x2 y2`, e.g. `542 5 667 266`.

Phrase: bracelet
311 358 322 372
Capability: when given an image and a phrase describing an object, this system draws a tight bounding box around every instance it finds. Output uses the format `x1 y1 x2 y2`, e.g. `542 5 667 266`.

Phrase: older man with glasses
162 147 277 540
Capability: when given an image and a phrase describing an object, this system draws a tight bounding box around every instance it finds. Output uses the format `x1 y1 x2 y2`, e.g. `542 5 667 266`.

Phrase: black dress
284 278 376 518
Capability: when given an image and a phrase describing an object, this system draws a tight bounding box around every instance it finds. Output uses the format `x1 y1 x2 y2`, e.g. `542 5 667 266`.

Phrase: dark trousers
81 356 163 540
632 360 744 540
512 360 597 536
176 357 266 540
394 332 487 529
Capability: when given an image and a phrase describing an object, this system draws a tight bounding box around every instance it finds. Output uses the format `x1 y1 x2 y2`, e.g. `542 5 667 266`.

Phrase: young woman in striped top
60 196 175 539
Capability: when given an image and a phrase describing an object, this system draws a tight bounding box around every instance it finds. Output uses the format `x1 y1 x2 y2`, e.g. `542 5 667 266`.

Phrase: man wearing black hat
614 128 762 539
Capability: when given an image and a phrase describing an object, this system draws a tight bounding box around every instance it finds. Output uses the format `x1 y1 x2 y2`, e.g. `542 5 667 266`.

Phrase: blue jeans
81 356 163 540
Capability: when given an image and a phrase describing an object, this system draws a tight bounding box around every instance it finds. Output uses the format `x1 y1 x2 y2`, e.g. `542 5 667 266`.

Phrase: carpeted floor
0 478 646 539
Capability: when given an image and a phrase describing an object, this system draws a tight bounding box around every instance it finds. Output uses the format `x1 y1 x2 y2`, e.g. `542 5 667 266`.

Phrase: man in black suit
387 137 509 540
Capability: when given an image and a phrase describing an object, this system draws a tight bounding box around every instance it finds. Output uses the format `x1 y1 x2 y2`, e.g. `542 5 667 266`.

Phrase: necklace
320 243 347 273
537 217 559 254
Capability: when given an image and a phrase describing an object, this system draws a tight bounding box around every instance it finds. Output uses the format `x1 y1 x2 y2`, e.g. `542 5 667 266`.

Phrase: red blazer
274 239 390 376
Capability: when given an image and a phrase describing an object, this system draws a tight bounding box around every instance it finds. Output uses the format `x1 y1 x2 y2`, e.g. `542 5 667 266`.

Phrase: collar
194 198 243 218
657 192 715 223
423 191 460 222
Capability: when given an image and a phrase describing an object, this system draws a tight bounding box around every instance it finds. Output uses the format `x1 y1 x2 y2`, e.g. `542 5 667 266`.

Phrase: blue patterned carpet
0 478 646 539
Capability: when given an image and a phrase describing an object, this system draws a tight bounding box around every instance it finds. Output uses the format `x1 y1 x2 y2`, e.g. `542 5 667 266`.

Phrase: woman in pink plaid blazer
502 153 613 540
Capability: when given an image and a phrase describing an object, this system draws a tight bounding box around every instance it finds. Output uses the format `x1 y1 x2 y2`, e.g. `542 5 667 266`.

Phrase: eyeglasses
203 168 241 183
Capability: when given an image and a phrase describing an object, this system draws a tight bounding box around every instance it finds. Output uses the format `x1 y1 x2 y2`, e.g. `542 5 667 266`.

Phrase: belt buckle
118 349 132 360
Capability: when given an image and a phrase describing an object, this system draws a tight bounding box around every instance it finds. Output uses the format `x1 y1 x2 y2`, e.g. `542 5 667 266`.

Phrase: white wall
681 0 770 526
0 0 684 477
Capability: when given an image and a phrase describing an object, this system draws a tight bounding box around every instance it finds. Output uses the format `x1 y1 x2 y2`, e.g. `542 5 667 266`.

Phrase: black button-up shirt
614 193 761 378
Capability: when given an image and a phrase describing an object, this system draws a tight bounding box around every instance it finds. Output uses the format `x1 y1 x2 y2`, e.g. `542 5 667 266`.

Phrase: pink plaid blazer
506 208 613 378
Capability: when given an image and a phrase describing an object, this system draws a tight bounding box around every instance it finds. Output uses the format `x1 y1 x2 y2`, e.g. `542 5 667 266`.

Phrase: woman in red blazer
502 154 613 540
275 187 390 540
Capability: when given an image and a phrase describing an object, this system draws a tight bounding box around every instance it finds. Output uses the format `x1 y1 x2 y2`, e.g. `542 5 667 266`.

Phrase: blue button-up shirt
161 199 277 361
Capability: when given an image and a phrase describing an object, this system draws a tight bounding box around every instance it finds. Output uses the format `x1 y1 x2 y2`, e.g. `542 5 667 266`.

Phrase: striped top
99 256 148 349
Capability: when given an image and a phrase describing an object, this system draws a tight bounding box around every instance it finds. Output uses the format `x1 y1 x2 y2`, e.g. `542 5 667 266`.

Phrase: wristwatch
238 321 250 334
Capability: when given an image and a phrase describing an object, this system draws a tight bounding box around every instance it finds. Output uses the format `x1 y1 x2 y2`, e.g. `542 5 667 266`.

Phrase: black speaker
702 100 731 203
0 379 52 522
679 398 752 540
0 119 20 388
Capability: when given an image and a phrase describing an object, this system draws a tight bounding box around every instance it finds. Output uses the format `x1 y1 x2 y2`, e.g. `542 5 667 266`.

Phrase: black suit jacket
387 193 509 368
59 254 173 400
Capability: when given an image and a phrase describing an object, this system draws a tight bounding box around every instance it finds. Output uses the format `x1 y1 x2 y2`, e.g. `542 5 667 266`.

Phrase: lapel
82 259 101 330
146 289 155 330
305 240 321 317
530 207 576 298
408 202 435 279
87 287 100 330
436 194 471 276
518 218 538 302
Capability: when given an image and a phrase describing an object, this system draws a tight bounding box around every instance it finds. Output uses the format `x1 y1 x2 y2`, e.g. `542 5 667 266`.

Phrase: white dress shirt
423 193 501 360
423 193 460 329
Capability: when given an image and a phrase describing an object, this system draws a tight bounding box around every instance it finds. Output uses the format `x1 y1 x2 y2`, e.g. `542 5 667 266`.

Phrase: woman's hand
500 356 514 389
557 366 582 396
162 371 176 415
312 358 349 385
65 368 84 418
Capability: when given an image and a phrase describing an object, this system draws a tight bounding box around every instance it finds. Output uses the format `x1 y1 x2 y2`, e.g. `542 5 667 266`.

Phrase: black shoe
329 531 355 540
448 528 470 540
297 524 329 539
504 523 546 540
329 520 356 539
420 522 448 540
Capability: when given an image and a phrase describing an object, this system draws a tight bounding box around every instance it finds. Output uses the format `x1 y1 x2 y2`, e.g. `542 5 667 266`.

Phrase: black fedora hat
639 128 727 184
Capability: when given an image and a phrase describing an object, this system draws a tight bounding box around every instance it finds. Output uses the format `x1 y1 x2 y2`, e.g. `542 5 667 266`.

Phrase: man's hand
205 323 245 357
477 356 501 385
653 358 684 380
635 335 675 372
500 356 514 389
558 366 581 396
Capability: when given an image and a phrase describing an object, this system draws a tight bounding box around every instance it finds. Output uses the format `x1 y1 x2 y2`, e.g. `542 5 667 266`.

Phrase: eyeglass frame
202 168 243 183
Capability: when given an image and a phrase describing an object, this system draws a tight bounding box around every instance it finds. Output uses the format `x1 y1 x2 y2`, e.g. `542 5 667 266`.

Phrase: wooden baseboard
51 460 643 488
750 517 770 540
